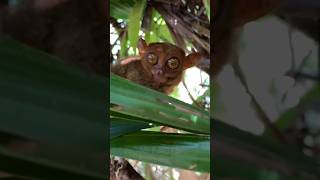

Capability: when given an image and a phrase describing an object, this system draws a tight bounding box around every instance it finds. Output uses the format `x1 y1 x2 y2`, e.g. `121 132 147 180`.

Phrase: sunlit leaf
158 23 174 43
110 74 210 134
144 8 157 44
110 0 135 19
120 32 127 58
128 0 146 54
203 0 210 21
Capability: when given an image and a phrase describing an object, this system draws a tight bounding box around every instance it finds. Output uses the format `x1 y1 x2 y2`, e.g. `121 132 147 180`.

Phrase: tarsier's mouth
153 74 167 84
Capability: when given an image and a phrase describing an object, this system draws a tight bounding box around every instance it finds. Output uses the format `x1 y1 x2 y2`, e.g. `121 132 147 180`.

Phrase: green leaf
110 0 135 19
128 0 146 54
158 23 174 43
110 117 151 139
203 0 210 21
145 9 172 43
120 32 128 58
144 8 157 44
0 37 106 152
0 37 107 179
110 74 210 134
111 132 210 172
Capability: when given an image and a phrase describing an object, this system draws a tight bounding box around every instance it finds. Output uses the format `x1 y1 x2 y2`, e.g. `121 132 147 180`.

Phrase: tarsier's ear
183 52 203 70
137 38 148 56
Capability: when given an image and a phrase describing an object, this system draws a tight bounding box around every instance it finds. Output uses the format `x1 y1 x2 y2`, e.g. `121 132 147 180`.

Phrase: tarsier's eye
166 58 179 69
146 53 158 65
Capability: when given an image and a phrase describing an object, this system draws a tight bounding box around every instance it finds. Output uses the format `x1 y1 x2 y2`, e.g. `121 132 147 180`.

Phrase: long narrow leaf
110 118 151 139
0 37 106 152
0 37 106 177
203 0 210 21
128 0 146 53
110 74 210 134
111 132 210 172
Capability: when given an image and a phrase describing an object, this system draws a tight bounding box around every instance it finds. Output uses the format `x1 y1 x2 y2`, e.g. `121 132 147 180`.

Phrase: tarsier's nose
155 69 163 75
152 68 166 83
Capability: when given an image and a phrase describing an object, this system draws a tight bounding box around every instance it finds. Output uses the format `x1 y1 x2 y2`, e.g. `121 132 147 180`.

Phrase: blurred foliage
0 37 106 179
213 15 320 179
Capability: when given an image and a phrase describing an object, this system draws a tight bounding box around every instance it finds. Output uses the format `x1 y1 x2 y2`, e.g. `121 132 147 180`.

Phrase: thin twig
182 79 202 108
282 50 312 102
288 25 296 69
199 83 209 87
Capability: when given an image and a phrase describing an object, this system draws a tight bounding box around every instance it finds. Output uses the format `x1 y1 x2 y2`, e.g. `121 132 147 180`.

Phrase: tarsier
111 38 203 94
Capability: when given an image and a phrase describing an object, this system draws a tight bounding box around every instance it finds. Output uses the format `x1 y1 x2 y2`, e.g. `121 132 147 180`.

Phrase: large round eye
166 58 179 69
146 53 158 65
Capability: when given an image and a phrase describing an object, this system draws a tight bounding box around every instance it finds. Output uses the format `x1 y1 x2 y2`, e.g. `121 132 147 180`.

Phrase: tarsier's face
138 38 202 87
141 43 185 83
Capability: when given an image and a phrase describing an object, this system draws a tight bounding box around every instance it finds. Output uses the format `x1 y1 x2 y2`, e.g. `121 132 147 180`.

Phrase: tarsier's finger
120 56 141 65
